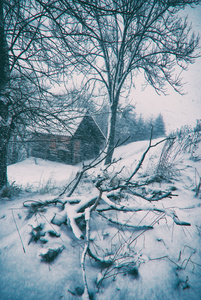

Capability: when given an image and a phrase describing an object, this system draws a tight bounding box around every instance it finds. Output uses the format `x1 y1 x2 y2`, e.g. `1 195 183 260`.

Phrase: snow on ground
0 137 201 300
7 157 80 193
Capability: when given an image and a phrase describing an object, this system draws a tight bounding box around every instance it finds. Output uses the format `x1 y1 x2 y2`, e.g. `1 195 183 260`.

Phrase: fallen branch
194 168 201 197
23 198 64 208
64 192 99 239
87 247 113 266
65 202 85 239
99 194 191 226
128 190 176 202
81 208 91 300
59 137 129 198
98 212 153 230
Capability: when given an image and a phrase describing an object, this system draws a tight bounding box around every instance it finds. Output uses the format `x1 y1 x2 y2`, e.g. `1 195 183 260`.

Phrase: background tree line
95 104 166 145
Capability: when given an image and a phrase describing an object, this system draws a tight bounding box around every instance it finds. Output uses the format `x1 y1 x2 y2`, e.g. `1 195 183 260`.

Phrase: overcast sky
134 4 201 134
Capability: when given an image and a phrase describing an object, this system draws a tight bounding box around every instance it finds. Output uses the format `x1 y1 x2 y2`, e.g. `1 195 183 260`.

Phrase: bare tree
38 0 200 164
0 0 72 190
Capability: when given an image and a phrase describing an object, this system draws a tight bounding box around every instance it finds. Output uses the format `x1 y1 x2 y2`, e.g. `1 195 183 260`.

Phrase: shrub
0 181 21 198
156 121 201 180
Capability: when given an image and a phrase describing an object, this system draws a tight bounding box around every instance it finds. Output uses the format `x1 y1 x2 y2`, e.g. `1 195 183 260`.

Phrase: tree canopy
38 0 200 163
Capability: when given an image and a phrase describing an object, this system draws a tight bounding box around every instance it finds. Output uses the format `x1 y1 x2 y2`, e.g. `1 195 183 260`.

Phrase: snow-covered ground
0 137 201 300
7 157 80 193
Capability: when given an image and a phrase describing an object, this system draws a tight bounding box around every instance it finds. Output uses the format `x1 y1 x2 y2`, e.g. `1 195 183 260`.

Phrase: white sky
133 5 201 133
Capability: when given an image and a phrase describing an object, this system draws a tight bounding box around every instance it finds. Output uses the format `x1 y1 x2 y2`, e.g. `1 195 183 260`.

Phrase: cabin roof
29 110 106 140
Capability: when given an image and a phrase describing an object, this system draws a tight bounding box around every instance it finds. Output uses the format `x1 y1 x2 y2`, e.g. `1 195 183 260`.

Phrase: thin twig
11 209 26 253
125 133 175 185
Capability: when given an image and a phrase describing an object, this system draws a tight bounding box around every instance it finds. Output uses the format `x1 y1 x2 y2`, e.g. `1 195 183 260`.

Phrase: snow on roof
28 110 86 137
28 109 106 139
91 116 106 140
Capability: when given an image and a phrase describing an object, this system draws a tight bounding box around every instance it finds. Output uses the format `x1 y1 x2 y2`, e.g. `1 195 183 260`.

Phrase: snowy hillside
0 135 201 300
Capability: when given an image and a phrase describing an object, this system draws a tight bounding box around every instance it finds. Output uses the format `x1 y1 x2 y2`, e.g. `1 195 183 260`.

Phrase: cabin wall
78 136 99 161
73 139 81 164
31 116 105 164
31 134 50 160
31 133 73 163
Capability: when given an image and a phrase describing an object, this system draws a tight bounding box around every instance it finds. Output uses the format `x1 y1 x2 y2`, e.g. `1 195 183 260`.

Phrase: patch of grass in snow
38 174 57 195
0 181 22 198
23 173 58 194
155 124 201 182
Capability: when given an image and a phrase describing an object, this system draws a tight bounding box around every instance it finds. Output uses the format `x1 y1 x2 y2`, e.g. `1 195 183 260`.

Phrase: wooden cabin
30 114 106 164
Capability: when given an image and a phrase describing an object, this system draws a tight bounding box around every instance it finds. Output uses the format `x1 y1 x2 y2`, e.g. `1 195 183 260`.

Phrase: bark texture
0 0 10 189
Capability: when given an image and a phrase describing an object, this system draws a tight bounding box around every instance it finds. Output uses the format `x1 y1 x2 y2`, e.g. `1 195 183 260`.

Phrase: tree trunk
0 134 8 189
0 0 10 190
104 98 118 165
0 101 10 190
